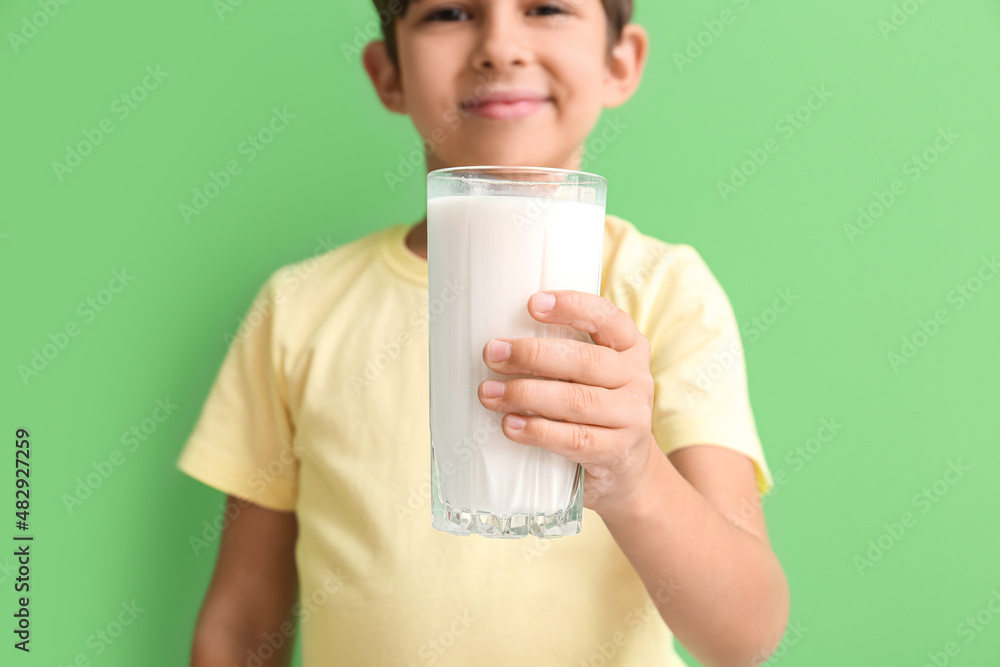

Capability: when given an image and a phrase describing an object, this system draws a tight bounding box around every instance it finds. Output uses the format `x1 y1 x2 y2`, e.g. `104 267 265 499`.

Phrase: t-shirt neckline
380 222 428 286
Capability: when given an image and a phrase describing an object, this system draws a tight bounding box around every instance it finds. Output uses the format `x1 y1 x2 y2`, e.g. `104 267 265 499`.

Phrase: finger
500 412 618 463
479 377 640 429
529 290 647 356
484 336 632 388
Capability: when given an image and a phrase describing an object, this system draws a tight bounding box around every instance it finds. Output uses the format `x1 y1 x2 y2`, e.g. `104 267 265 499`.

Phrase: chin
441 148 566 169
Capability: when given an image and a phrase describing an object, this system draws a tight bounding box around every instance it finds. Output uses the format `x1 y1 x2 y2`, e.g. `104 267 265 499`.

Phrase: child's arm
477 289 789 665
601 441 789 667
189 495 299 667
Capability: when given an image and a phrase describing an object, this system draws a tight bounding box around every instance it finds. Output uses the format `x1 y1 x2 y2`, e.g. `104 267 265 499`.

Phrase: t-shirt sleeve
175 268 299 511
643 243 774 496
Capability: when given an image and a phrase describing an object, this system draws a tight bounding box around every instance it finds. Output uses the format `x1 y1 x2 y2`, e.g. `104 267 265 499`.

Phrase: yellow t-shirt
176 214 773 666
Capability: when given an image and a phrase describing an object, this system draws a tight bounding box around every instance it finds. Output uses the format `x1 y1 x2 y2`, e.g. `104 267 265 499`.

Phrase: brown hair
370 0 634 71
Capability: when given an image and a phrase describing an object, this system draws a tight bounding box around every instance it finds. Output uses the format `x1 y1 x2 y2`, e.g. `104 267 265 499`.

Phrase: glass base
430 436 585 539
432 505 582 539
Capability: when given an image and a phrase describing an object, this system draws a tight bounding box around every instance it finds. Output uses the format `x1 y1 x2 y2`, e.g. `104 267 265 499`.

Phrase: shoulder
603 214 715 282
259 224 399 306
267 225 393 292
602 214 730 321
242 224 402 350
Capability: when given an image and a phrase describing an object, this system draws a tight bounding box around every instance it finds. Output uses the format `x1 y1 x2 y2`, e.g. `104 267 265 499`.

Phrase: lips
461 90 552 120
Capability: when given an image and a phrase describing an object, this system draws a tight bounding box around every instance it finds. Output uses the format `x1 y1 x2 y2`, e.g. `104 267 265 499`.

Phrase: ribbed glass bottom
431 505 583 538
431 461 584 539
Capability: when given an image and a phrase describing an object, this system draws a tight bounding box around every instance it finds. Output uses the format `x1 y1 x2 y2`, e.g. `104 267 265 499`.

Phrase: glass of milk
426 166 607 539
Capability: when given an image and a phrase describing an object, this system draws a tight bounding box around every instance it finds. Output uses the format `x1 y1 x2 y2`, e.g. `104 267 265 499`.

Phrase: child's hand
478 290 657 519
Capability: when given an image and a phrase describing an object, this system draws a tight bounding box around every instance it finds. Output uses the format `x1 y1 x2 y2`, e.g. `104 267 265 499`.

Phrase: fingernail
507 414 526 429
483 380 505 398
488 339 512 362
534 291 555 313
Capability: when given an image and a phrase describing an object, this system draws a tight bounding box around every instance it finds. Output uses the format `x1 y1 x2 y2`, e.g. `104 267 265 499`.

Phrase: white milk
428 194 605 516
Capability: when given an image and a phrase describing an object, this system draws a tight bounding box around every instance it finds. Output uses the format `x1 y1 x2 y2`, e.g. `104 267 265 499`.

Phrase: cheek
560 70 604 124
405 76 450 128
551 47 606 107
400 42 454 110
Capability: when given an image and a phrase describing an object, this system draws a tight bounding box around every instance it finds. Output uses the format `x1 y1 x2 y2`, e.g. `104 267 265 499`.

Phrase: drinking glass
427 165 607 538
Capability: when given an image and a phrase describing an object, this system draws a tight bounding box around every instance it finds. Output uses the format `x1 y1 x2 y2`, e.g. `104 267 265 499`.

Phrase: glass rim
427 164 606 187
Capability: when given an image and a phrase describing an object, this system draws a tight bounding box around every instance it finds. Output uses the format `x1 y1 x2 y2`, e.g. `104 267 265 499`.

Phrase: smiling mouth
461 98 551 120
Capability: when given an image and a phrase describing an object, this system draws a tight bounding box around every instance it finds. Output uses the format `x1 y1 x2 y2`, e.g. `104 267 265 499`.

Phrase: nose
470 11 532 72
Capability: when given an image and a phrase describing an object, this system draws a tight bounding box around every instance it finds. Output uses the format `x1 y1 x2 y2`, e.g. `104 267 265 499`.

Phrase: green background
2 0 999 665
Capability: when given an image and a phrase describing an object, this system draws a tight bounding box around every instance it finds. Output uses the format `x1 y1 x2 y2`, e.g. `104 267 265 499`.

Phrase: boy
178 1 790 665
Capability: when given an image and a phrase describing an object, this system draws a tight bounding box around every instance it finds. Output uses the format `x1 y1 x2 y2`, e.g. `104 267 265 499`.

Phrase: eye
423 7 471 21
529 3 568 16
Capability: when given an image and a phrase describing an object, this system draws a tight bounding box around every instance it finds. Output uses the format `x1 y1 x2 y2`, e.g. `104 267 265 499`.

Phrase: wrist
598 434 665 528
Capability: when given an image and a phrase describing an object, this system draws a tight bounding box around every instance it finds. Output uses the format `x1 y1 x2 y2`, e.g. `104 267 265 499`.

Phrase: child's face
364 0 647 173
